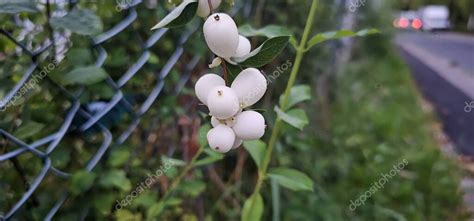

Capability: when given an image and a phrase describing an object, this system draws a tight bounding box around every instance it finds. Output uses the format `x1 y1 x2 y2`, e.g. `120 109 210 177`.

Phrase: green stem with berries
249 0 318 208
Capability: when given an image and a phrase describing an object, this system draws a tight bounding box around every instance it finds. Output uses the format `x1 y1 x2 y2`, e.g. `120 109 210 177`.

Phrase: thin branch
207 166 240 209
46 0 57 60
154 145 205 217
221 60 228 85
231 148 247 181
208 181 242 215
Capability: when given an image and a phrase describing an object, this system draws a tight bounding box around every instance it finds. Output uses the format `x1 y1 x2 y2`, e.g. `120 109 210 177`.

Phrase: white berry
203 13 239 58
195 74 225 105
231 68 267 108
211 116 222 127
233 35 251 57
207 125 235 153
232 111 266 140
232 138 243 149
197 0 221 18
207 86 240 119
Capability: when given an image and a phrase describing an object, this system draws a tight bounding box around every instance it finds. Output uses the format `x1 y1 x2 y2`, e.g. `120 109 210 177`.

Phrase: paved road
398 32 474 75
396 31 474 157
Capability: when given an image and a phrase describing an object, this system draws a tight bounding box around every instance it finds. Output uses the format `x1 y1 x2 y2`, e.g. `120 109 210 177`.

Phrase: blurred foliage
0 0 467 220
274 42 467 220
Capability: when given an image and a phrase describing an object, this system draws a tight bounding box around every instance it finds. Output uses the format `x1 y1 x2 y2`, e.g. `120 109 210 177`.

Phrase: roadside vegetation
283 37 467 220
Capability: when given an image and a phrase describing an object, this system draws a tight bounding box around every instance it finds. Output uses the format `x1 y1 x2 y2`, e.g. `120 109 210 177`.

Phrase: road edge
395 38 474 100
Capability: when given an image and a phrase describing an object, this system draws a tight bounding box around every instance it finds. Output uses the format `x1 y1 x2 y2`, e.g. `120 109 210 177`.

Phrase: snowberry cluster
195 69 267 153
195 2 268 153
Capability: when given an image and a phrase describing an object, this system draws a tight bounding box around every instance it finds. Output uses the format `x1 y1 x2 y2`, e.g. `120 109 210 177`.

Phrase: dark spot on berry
216 147 220 150
214 15 220 21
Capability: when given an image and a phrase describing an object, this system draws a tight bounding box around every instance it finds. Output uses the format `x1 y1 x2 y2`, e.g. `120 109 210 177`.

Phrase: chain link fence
0 0 249 219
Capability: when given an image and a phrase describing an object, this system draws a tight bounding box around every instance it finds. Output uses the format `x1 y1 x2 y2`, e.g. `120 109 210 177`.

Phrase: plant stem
221 60 229 84
250 0 318 198
46 0 57 59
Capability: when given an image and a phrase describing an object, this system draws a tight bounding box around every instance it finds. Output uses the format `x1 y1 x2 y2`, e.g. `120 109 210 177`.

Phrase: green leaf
164 197 183 206
225 63 242 82
133 194 157 208
61 66 108 85
147 203 165 220
50 147 71 169
274 106 308 130
376 206 408 221
50 9 103 35
279 85 311 109
177 180 206 197
151 0 198 29
0 0 39 14
239 24 293 39
161 156 186 167
356 28 381 36
168 0 183 5
13 121 45 139
238 24 297 48
108 148 130 167
67 48 93 67
232 36 289 67
98 170 132 192
198 124 211 147
306 28 380 50
115 210 142 221
268 167 314 192
243 140 266 169
93 193 116 216
195 149 224 166
70 171 96 195
241 193 264 221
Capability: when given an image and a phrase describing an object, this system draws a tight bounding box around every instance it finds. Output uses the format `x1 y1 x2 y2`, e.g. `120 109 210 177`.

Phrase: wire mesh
0 0 247 219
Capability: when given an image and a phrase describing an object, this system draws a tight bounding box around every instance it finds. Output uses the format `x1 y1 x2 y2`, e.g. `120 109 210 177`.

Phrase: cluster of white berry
195 0 267 153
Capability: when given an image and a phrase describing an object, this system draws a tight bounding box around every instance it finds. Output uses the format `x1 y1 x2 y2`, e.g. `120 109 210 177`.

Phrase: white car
418 5 451 31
